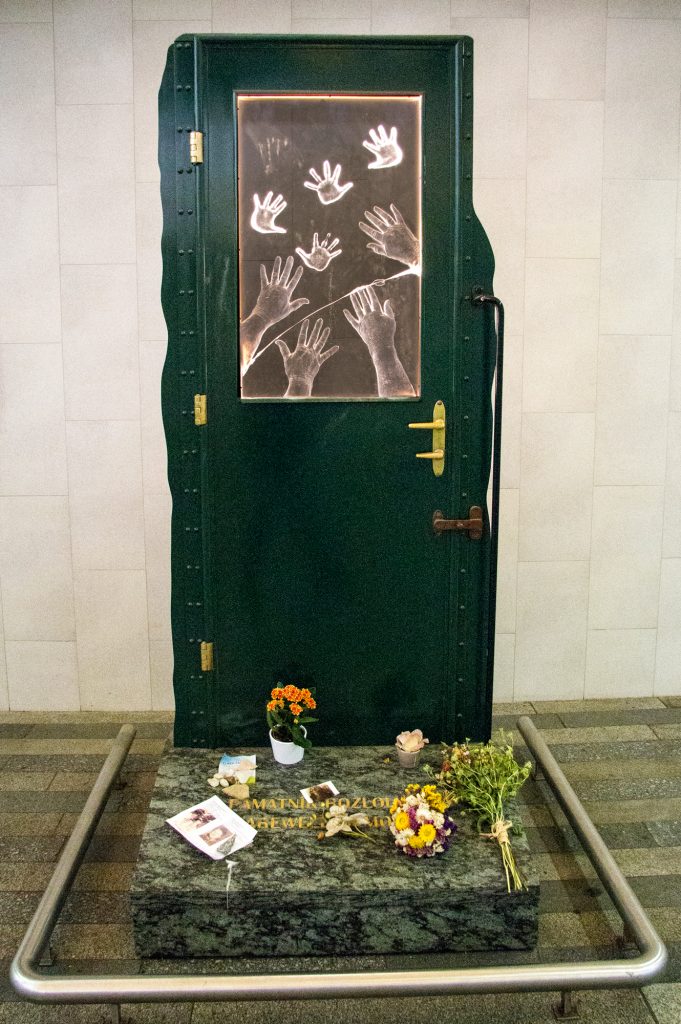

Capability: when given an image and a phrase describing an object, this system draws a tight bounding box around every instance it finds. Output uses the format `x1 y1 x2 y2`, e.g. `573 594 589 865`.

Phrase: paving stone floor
1 698 681 1022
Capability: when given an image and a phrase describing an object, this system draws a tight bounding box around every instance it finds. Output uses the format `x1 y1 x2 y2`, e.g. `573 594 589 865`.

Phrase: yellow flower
394 811 410 831
408 834 425 848
390 798 400 814
271 687 284 699
418 823 436 843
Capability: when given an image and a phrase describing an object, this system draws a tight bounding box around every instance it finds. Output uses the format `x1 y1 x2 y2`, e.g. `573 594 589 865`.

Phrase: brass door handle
408 419 445 430
408 400 445 476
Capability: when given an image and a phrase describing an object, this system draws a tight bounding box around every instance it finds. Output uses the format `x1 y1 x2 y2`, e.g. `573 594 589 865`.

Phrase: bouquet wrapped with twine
426 732 531 892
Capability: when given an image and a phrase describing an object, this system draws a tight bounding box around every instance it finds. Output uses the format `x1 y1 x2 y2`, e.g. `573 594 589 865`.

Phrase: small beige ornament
223 782 249 801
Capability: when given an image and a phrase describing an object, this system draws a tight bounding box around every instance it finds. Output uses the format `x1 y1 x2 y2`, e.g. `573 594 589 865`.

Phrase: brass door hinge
200 641 214 672
189 130 203 164
194 394 207 425
432 506 484 541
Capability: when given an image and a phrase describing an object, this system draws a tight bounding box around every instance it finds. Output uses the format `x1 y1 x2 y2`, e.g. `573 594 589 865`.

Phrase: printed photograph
301 780 340 804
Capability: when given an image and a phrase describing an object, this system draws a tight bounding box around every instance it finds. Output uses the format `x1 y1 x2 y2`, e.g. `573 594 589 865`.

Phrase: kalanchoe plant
266 684 317 750
426 731 531 892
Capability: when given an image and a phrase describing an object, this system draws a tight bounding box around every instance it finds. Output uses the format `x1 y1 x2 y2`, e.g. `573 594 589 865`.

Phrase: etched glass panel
237 94 422 400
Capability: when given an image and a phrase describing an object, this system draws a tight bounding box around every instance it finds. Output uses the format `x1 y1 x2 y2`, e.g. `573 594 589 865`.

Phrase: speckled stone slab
131 746 539 958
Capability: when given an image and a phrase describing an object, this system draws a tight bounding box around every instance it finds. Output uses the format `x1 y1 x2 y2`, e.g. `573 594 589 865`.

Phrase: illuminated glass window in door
237 94 422 400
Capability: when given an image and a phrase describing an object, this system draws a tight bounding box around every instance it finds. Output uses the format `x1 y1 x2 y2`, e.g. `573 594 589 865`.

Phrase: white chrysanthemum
432 811 444 827
406 795 418 806
415 804 431 823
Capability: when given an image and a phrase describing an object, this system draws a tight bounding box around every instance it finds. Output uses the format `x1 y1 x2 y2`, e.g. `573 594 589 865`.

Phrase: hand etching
275 317 340 398
295 232 342 272
362 124 403 169
303 161 353 205
343 285 414 398
250 191 287 234
240 255 309 371
359 204 420 268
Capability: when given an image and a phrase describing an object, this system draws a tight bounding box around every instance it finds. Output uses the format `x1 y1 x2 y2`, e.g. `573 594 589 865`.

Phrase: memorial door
160 36 498 748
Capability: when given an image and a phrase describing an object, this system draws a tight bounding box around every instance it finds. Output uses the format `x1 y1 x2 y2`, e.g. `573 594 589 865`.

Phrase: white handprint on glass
359 204 420 269
343 285 414 398
295 233 342 272
275 317 339 398
303 161 353 205
362 124 403 169
250 192 287 234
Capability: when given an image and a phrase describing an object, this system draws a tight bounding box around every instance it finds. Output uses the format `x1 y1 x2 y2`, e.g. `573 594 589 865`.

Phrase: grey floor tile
190 988 655 1024
643 982 681 1024
560 708 681 728
549 740 681 764
0 890 41 924
646 821 681 847
0 837 64 863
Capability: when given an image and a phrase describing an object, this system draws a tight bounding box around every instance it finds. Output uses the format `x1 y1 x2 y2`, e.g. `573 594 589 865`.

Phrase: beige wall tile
608 0 681 15
0 24 56 186
140 340 169 496
0 1 52 20
655 558 681 695
211 0 292 31
136 183 166 342
452 1 527 14
372 0 450 32
0 588 7 711
671 260 681 412
492 634 515 704
0 344 67 496
0 187 61 344
515 561 589 701
450 18 528 179
0 497 75 641
529 0 606 100
62 265 140 421
67 422 145 572
600 179 677 335
594 335 671 485
526 177 602 260
150 639 174 710
499 332 523 490
54 0 132 105
5 641 79 710
291 18 370 32
663 412 681 558
134 0 211 17
585 629 657 698
604 19 681 178
526 100 603 258
57 105 136 265
293 0 366 16
589 486 664 629
519 413 595 561
145 491 171 641
523 259 599 412
496 488 518 634
74 570 151 710
474 178 526 336
132 19 211 184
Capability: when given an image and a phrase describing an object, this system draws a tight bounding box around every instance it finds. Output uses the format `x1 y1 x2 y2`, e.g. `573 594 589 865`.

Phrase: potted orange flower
266 684 317 765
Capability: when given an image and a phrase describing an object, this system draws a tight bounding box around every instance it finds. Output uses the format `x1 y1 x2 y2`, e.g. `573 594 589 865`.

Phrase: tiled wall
0 0 679 710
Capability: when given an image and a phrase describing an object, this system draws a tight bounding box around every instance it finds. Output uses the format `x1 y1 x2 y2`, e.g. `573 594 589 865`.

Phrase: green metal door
160 36 497 749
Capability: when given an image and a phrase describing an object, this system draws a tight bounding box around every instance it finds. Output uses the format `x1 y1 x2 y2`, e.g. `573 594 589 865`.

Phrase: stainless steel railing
11 716 667 1008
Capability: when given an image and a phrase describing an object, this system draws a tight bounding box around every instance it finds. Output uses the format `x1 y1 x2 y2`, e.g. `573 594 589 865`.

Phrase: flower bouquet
427 732 532 892
389 783 457 858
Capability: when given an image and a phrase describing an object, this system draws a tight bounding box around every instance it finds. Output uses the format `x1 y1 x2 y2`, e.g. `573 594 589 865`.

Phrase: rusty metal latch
433 506 483 541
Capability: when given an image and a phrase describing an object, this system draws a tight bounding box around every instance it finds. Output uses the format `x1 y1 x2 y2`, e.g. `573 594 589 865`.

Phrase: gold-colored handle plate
409 401 445 476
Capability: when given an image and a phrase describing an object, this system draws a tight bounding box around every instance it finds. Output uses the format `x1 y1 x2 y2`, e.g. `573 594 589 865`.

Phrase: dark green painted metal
159 35 497 749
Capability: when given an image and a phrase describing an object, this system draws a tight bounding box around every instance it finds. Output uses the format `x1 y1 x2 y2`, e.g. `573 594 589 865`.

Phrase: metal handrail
11 717 667 1006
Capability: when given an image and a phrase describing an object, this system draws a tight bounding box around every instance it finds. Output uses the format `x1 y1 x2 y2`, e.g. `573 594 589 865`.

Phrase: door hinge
432 506 484 541
200 641 214 672
194 393 207 425
189 130 203 164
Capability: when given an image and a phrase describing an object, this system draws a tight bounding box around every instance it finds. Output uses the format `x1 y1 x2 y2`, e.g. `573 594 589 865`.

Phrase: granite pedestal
131 746 539 958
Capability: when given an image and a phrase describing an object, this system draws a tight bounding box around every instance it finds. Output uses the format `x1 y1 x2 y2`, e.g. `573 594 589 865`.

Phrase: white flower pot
269 728 306 765
396 746 421 768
